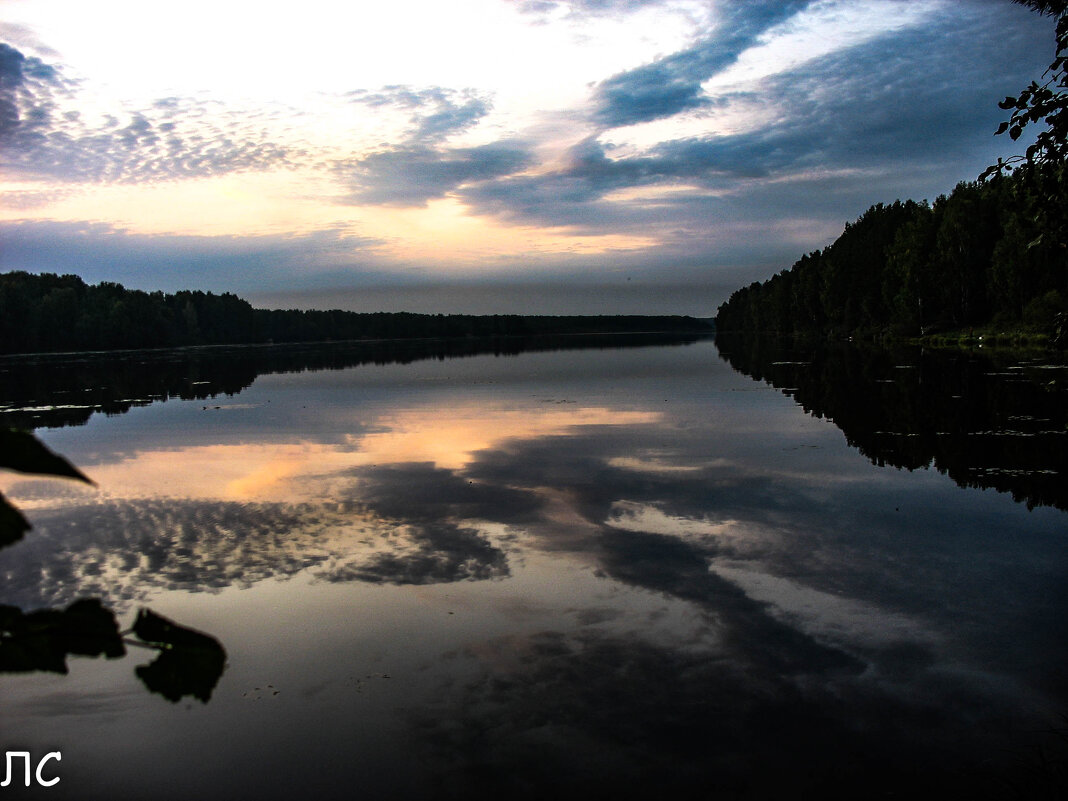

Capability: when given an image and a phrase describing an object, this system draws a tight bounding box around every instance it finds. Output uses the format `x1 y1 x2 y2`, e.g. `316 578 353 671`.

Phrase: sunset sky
0 0 1055 314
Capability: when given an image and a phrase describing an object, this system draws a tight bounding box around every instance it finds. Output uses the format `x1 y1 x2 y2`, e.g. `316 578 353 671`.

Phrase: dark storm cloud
0 41 301 183
461 427 823 549
452 137 685 228
589 0 814 127
594 527 865 676
453 135 762 231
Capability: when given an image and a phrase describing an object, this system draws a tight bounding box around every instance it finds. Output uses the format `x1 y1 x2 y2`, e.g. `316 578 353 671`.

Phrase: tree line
0 271 710 355
717 1 1067 342
713 163 1066 340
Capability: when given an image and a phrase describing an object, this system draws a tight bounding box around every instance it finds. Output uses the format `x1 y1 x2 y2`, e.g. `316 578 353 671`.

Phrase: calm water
1 336 1065 800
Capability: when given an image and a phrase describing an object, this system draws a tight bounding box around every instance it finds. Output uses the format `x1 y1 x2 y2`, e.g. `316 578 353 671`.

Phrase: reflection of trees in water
0 333 705 430
716 334 1068 510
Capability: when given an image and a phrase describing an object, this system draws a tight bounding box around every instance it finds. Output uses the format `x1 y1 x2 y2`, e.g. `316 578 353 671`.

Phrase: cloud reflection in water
1 342 1065 798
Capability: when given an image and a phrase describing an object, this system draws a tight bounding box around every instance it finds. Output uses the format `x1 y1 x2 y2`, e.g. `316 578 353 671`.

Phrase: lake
1 335 1065 800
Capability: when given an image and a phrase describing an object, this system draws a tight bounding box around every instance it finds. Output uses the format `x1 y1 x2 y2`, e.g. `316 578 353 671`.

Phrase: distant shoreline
0 325 715 362
713 326 1058 354
0 271 714 356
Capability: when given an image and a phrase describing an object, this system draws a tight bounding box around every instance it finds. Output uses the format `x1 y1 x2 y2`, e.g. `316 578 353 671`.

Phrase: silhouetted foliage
982 2 1068 327
0 271 711 356
0 428 92 547
984 0 1067 176
0 427 226 702
714 169 1067 340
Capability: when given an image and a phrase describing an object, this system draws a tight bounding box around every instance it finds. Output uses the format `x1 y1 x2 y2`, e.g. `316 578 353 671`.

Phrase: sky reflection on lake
1 339 1065 800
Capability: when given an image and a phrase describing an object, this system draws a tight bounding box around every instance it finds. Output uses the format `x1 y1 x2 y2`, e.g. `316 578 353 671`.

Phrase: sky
0 0 1057 315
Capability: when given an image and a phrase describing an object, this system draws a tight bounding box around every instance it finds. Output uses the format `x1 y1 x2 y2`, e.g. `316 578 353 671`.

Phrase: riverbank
904 326 1057 351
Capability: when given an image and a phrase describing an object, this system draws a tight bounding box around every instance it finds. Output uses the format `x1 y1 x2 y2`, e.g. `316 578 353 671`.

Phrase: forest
716 1 1067 343
713 163 1066 341
0 271 710 355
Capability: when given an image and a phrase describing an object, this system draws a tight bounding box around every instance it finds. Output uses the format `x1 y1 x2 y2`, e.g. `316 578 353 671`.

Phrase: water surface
1 337 1065 800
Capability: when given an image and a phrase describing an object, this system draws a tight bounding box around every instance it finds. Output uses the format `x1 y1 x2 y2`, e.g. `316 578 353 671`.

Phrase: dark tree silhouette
0 272 711 356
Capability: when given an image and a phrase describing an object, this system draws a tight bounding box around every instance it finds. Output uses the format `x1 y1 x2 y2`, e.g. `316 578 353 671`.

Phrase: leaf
995 121 1010 135
1010 125 1023 140
0 429 93 483
0 492 30 551
133 609 227 703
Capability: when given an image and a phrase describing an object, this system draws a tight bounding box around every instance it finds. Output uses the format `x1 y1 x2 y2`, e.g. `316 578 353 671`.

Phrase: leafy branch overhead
984 0 1068 176
0 428 93 483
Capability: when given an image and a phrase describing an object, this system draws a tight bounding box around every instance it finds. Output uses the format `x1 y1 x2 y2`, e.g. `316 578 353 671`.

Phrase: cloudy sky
0 0 1056 314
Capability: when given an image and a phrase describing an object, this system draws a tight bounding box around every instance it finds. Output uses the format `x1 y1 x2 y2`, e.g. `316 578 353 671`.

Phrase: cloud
510 0 654 18
347 85 491 144
333 86 530 207
589 0 814 127
0 22 61 58
0 1 1055 301
336 141 532 207
457 1 1051 240
0 42 301 183
0 219 388 292
0 489 510 608
0 40 67 139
